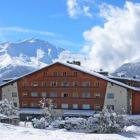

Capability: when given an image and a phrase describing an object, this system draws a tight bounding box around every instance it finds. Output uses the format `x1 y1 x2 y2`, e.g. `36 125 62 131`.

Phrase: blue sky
0 0 139 52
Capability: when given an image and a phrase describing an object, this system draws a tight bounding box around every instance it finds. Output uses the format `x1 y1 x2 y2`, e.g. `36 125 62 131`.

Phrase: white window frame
61 81 69 86
31 92 38 97
42 92 47 97
94 93 101 98
12 92 17 97
61 92 68 97
73 104 78 109
32 82 39 87
72 92 79 98
107 93 114 99
95 104 100 110
82 92 90 98
82 104 90 109
51 81 57 87
50 92 57 97
61 104 68 109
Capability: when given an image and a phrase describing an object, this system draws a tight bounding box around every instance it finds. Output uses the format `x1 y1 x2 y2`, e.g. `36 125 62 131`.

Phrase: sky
0 0 140 71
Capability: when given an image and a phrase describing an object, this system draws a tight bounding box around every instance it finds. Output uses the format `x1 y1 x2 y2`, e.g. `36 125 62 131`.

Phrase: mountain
0 39 65 83
112 62 140 78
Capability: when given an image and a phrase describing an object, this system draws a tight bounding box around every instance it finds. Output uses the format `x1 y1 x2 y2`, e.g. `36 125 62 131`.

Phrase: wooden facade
1 62 140 114
17 63 107 110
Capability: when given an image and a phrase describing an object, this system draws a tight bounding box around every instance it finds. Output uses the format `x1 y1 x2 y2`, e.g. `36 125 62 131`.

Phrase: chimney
67 61 81 66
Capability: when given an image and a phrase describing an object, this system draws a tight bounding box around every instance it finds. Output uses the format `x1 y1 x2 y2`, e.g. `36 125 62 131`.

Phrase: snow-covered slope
0 123 140 140
112 62 140 78
0 39 64 83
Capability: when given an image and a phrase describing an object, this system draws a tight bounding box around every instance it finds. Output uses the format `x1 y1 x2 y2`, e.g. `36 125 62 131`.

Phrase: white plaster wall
104 82 128 114
2 82 19 107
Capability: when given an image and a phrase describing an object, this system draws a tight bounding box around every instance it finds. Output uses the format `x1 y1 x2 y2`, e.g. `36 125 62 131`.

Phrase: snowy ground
1 123 140 140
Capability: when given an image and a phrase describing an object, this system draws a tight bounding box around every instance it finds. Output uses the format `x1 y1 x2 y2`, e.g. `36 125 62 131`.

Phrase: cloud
67 0 93 18
82 1 140 72
0 26 56 37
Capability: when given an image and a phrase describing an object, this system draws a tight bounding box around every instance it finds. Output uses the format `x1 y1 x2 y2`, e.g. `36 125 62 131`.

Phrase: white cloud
82 1 140 72
0 26 55 37
83 6 92 17
67 0 79 18
67 0 93 18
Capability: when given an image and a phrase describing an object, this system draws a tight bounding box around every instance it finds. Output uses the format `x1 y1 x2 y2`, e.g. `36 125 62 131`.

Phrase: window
94 81 100 88
82 104 90 109
82 93 90 98
72 92 79 98
107 93 114 99
61 81 69 86
13 102 17 107
22 92 28 97
43 72 47 77
73 81 78 86
61 92 68 97
63 72 67 76
12 92 17 97
42 82 47 87
32 82 39 87
31 103 39 108
31 92 38 97
22 102 28 107
42 92 48 98
73 104 78 109
50 92 57 97
94 93 101 98
53 72 58 76
95 104 100 110
22 82 28 87
61 104 68 109
107 105 114 110
51 81 57 87
82 81 90 87
73 72 77 76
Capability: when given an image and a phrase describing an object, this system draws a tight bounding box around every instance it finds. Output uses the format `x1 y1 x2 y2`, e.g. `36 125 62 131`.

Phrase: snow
109 75 140 82
0 123 140 140
0 39 64 84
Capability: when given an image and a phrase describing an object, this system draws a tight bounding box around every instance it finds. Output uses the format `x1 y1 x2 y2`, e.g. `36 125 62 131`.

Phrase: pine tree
0 99 18 118
99 107 124 133
39 98 55 124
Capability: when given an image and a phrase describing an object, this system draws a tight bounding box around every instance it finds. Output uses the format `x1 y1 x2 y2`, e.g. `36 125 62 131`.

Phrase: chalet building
0 61 140 115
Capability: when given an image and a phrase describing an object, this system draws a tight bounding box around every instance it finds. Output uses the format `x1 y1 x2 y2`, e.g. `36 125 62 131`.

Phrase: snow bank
0 123 140 140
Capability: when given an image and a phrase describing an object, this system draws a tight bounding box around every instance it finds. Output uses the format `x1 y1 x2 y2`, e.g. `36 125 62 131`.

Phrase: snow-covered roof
57 62 140 91
19 108 95 116
20 108 43 114
108 76 140 82
1 61 140 92
0 114 19 119
63 109 95 117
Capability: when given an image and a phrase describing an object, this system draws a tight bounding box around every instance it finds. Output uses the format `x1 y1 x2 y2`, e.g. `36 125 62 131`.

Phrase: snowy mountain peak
0 39 65 83
112 61 140 79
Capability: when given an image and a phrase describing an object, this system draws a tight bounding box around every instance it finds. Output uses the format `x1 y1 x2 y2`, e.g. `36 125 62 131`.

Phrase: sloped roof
1 61 140 92
109 75 140 82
